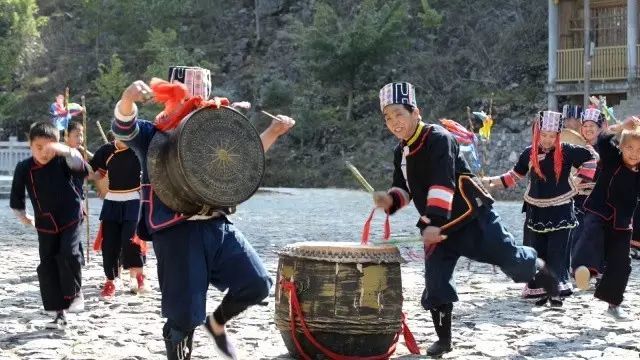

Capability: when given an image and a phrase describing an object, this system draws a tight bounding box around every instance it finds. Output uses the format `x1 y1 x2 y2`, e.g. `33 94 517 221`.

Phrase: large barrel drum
275 242 405 359
147 106 265 214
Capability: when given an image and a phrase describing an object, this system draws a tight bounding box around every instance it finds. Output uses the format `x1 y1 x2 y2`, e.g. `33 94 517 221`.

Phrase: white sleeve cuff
114 100 138 122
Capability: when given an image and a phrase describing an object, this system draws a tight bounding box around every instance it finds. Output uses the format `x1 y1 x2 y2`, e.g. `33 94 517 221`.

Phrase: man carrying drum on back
111 67 294 360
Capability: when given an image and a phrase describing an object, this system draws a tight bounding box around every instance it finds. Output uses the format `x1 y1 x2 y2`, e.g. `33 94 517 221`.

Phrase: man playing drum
111 68 294 360
373 82 559 357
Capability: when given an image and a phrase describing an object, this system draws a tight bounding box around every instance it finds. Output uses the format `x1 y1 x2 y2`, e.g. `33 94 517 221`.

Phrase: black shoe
427 340 453 357
534 297 549 306
549 297 563 307
428 309 453 357
204 315 237 359
45 311 67 329
535 261 560 297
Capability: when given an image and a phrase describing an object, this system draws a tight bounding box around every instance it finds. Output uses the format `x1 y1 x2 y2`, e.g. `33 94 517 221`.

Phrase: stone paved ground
0 189 638 359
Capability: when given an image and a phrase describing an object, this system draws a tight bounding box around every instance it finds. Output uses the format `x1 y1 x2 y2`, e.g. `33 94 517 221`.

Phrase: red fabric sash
150 79 229 132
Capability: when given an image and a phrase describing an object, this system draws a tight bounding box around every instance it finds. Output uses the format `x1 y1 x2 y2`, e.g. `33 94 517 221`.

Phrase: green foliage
0 91 21 132
93 54 131 103
261 79 294 112
298 0 415 120
3 0 547 188
142 28 192 79
0 0 45 84
418 0 443 28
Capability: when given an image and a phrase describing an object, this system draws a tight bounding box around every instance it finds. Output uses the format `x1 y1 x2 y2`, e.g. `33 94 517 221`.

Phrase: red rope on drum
361 208 391 245
150 78 230 132
280 279 420 359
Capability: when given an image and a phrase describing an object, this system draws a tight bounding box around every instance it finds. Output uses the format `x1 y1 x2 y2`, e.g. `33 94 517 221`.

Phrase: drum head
178 106 265 207
278 242 404 263
560 128 587 146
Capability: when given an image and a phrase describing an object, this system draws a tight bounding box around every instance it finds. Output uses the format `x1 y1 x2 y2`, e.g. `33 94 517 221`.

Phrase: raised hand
373 191 392 211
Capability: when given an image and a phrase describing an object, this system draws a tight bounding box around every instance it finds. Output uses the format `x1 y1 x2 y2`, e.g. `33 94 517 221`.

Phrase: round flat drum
147 106 265 214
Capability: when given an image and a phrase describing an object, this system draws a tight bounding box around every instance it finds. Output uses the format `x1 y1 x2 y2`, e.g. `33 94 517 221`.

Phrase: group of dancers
375 82 637 356
8 71 637 359
11 66 295 359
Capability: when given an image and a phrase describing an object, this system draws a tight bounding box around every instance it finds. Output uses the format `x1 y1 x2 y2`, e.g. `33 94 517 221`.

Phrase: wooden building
547 0 638 110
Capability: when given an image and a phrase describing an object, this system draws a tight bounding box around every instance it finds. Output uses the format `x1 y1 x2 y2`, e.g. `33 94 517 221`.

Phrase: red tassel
553 134 563 183
151 78 188 116
361 208 376 245
402 313 421 355
93 222 104 251
132 234 147 254
154 96 202 131
150 77 231 132
530 120 546 181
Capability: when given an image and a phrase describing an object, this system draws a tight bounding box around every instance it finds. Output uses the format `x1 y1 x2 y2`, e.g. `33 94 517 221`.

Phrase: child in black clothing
572 116 640 320
10 121 88 328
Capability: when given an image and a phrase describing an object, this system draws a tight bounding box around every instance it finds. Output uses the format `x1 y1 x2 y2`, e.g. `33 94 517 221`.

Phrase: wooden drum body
275 242 404 359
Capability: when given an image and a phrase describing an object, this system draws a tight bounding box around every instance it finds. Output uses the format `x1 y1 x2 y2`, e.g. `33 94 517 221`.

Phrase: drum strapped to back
147 105 265 215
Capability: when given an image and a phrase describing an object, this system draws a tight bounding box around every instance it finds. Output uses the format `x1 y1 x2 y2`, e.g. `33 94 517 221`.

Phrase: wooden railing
0 137 30 174
557 45 627 81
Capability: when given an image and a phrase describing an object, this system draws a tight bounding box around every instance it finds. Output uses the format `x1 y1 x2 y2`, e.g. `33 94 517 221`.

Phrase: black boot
534 259 560 297
427 309 452 357
163 323 194 360
534 297 549 306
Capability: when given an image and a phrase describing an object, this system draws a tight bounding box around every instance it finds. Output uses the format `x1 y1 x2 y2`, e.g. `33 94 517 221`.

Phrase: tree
93 54 131 103
418 0 442 28
298 0 439 121
142 28 192 80
0 0 45 85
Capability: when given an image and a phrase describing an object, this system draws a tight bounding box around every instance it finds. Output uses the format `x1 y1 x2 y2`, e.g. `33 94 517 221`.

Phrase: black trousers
571 212 605 273
573 214 632 305
102 220 145 280
37 222 84 311
595 229 632 306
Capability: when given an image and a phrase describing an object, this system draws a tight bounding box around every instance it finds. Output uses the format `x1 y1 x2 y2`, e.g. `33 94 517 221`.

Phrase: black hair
29 121 59 142
402 104 415 113
383 104 417 122
67 121 83 133
106 130 116 142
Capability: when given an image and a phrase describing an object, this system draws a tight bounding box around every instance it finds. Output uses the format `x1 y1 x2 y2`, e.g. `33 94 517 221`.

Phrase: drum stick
81 95 90 263
345 161 375 193
261 110 281 121
96 120 109 144
64 87 70 141
374 236 422 246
